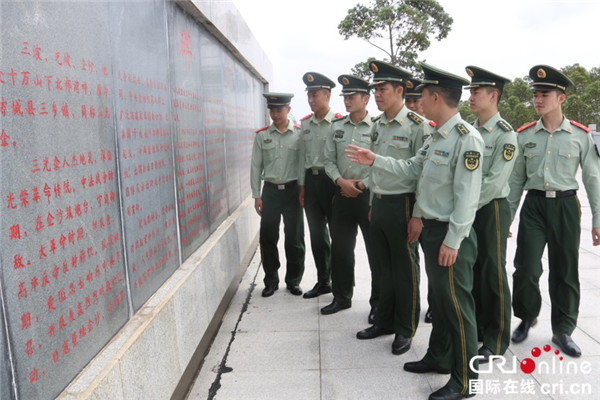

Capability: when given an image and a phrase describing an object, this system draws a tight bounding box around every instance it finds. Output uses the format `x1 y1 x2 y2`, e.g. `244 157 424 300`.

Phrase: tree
338 0 453 74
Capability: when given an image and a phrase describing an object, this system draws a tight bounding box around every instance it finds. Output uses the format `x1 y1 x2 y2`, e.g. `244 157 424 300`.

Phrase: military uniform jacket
324 112 373 184
372 112 484 249
369 106 428 195
298 109 339 184
508 117 600 226
250 119 301 198
473 112 518 209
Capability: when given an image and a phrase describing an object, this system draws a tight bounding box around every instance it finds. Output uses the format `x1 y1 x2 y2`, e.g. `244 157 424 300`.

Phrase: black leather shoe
356 325 393 340
261 285 278 297
552 333 582 357
286 285 302 296
302 282 332 299
511 318 537 343
429 384 473 400
424 307 433 323
321 301 351 315
392 334 412 355
368 307 378 324
478 345 494 363
404 360 450 374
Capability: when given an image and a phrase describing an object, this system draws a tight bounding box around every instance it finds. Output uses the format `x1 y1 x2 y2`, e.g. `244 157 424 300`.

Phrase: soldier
404 77 425 116
405 76 434 325
321 75 378 317
465 66 517 363
298 72 341 299
347 61 484 400
251 93 305 298
508 65 600 357
354 60 427 356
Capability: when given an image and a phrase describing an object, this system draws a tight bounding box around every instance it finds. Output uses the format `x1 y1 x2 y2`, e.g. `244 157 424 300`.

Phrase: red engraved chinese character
29 368 39 384
25 339 34 356
47 295 56 311
6 192 17 209
18 282 28 299
13 254 25 269
21 71 30 86
26 100 35 116
21 312 31 330
35 215 44 232
9 224 21 239
0 129 10 146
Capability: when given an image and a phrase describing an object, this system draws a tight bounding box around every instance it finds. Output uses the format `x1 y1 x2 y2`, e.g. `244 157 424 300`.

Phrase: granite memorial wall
0 1 262 399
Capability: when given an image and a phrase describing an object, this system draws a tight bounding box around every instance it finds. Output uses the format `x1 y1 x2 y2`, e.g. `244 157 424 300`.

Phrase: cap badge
370 63 379 73
537 68 546 79
406 81 414 89
342 77 350 85
306 74 314 82
466 68 474 77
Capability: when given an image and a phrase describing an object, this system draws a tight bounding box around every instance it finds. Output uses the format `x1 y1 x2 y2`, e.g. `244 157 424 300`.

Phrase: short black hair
425 85 461 108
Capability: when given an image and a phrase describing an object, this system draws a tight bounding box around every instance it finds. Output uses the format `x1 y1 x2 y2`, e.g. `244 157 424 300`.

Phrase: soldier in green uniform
347 61 483 400
353 60 428 356
321 74 377 317
299 72 342 299
405 77 425 116
251 93 305 298
465 66 517 363
508 65 600 357
405 76 434 325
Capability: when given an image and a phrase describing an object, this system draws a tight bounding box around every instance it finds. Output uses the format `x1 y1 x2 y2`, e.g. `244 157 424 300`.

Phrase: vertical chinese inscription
110 2 180 311
169 10 209 259
0 3 128 399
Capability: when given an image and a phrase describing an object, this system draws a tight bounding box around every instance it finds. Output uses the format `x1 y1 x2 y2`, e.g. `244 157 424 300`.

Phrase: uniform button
378 171 382 175
550 135 553 138
545 167 549 171
567 154 571 158
352 138 355 142
349 165 352 169
386 124 390 127
547 151 551 155
376 185 380 189
433 139 437 142
280 145 283 148
545 182 550 187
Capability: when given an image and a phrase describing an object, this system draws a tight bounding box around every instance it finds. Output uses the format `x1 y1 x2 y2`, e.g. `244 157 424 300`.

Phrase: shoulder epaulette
516 121 536 133
570 120 591 133
497 120 513 132
372 114 382 122
429 120 436 127
332 115 346 122
455 123 470 136
294 123 301 129
334 112 343 118
300 113 313 121
255 125 269 134
407 112 424 125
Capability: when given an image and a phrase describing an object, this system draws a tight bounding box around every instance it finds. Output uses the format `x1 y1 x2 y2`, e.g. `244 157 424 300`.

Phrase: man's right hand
254 198 263 216
337 178 363 198
299 186 305 207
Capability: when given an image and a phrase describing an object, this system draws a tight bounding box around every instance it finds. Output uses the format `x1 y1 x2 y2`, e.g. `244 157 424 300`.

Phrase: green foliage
338 0 452 74
459 64 600 130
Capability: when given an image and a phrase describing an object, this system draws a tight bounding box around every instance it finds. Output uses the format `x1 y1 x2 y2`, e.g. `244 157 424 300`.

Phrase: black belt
306 167 325 176
264 180 297 190
528 189 576 199
373 192 414 200
421 218 449 229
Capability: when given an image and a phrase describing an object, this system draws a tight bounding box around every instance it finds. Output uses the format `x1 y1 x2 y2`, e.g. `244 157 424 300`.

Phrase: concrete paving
187 183 600 400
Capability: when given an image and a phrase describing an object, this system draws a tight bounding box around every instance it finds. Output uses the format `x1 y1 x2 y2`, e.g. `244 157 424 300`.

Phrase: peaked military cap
529 64 574 93
369 60 412 86
465 65 510 90
302 72 336 91
404 77 423 98
263 92 294 109
337 74 370 96
419 62 469 90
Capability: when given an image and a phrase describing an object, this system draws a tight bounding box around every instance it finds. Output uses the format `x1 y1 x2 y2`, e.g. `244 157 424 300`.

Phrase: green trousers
472 198 511 355
513 192 581 335
303 170 335 284
371 193 420 337
329 190 378 306
421 221 478 395
260 181 305 287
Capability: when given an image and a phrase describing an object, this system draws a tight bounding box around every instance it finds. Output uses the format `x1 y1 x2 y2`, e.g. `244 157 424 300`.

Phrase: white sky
232 0 600 119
